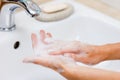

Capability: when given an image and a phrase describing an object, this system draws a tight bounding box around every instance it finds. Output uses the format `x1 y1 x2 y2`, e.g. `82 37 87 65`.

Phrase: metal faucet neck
0 0 41 32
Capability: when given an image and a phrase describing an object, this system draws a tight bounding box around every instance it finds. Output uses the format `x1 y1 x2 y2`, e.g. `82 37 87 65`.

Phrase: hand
31 30 74 55
24 29 77 71
31 30 90 56
31 30 108 65
23 30 116 80
51 43 108 65
23 55 77 73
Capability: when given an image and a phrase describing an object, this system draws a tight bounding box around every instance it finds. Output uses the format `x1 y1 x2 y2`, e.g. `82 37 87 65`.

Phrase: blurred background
34 0 120 20
1 0 119 20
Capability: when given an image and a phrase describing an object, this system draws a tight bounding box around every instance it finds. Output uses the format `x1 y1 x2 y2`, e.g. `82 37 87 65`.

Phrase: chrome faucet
0 0 41 31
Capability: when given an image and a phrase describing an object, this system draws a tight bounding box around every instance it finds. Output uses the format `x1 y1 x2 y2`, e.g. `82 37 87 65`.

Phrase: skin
23 30 120 80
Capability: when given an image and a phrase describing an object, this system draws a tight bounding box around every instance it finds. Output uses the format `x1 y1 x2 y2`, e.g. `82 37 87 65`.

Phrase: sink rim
14 0 120 30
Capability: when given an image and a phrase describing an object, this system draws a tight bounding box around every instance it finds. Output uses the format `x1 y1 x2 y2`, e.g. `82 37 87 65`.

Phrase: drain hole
14 41 20 49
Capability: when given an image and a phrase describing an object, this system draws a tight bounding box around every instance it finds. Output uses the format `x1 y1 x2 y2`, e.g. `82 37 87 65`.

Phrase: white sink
0 0 120 80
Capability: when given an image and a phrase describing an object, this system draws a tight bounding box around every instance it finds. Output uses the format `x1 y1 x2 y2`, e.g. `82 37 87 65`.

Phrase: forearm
61 65 120 80
97 43 120 60
60 42 120 80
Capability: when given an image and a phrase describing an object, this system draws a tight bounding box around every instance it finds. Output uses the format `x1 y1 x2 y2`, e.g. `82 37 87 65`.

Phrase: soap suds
33 36 56 56
78 52 88 58
39 55 76 73
44 38 55 43
33 36 70 56
32 35 79 73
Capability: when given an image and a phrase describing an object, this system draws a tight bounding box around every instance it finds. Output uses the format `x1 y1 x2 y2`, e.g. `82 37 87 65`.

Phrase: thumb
23 56 50 66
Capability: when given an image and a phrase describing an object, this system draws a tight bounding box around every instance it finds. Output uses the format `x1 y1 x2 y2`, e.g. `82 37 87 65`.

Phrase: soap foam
33 35 70 56
32 35 77 72
39 55 76 73
78 52 88 58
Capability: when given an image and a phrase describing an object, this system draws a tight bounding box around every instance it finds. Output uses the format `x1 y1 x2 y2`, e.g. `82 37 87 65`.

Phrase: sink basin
0 0 120 80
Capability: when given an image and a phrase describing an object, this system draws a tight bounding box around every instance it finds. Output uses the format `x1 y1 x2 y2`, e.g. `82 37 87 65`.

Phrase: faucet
0 0 41 31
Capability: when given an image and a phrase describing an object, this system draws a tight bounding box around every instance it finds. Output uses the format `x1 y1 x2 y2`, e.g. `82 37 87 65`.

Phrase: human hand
23 30 110 80
31 30 108 65
31 30 85 56
23 55 76 73
51 43 108 65
25 29 78 70
23 30 120 80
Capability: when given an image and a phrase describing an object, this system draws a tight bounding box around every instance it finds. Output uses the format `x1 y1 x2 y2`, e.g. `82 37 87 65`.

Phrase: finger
69 53 94 65
46 32 52 38
50 49 80 55
65 53 83 63
31 33 38 48
40 30 50 44
40 30 46 41
23 56 52 68
63 53 75 58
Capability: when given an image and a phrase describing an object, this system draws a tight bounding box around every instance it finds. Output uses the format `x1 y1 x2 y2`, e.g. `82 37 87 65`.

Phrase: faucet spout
17 0 40 17
0 0 41 31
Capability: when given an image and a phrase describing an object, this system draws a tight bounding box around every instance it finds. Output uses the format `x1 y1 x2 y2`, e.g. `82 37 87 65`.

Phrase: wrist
88 45 110 63
94 45 110 61
100 43 120 60
60 63 81 80
77 43 109 64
